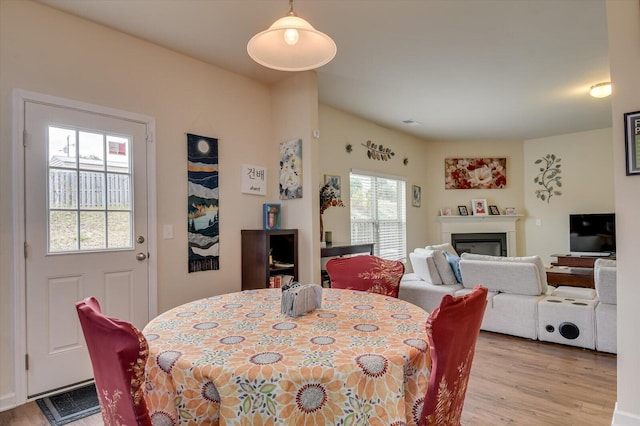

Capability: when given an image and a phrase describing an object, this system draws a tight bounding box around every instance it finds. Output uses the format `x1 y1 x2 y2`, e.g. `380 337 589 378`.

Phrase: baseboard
0 392 16 412
612 402 640 426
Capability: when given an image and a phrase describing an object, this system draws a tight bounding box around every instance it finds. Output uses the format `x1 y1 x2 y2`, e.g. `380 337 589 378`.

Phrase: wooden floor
0 331 616 425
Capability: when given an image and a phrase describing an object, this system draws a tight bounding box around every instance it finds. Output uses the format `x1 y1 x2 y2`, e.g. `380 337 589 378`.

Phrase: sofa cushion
410 251 442 285
429 249 458 285
594 258 616 305
551 286 597 300
443 251 463 284
460 253 548 293
425 243 458 257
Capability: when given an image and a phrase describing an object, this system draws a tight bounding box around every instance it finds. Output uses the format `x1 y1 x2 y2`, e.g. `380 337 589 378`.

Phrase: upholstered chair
75 297 152 426
418 285 488 426
325 254 405 298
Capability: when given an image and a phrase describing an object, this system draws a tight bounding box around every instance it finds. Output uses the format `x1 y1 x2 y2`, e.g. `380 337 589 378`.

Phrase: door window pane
78 131 105 170
49 211 78 252
108 212 132 249
107 174 131 209
79 172 105 209
48 127 77 168
80 212 106 250
49 170 77 209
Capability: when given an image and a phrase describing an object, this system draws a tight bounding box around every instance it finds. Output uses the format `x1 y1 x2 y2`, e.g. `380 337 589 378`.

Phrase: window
350 171 407 262
48 126 133 253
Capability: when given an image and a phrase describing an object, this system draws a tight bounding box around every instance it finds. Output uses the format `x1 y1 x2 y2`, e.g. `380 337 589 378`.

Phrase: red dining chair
325 254 405 298
418 285 488 426
75 297 152 426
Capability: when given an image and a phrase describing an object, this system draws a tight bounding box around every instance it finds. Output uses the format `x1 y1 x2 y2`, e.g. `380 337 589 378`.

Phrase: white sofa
594 258 617 353
457 253 553 340
399 245 553 340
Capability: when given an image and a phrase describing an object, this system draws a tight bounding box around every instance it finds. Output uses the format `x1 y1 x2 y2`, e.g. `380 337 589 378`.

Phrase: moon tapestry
187 133 219 273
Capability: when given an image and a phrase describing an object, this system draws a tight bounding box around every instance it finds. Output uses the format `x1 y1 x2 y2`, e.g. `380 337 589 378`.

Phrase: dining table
142 288 431 426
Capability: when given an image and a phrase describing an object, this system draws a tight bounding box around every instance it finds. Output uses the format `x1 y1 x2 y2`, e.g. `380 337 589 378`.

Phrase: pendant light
247 0 337 72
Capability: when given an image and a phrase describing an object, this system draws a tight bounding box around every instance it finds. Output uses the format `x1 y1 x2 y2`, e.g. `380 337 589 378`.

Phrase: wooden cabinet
241 229 298 290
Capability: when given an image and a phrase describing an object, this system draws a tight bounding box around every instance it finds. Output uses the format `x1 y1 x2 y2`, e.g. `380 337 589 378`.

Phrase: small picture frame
324 174 341 198
624 110 640 175
263 203 281 230
440 208 452 216
458 205 469 216
471 199 488 216
412 185 421 207
504 207 517 215
489 205 500 215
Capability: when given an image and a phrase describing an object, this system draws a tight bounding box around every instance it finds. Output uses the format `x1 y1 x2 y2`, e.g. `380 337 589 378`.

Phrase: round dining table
143 288 431 426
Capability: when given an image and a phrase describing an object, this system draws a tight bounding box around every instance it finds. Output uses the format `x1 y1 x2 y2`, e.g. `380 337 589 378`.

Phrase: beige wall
523 128 614 265
0 0 293 404
607 1 640 424
318 105 430 268
422 139 526 255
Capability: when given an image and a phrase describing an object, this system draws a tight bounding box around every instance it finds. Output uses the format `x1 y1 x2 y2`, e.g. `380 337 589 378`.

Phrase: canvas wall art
445 158 507 189
187 133 219 273
279 138 303 199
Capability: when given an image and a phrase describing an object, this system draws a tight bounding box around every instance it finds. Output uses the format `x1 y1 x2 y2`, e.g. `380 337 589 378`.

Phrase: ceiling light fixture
589 82 612 98
247 0 337 72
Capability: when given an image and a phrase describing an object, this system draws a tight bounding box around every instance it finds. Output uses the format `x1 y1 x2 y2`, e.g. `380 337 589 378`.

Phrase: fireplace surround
437 215 522 256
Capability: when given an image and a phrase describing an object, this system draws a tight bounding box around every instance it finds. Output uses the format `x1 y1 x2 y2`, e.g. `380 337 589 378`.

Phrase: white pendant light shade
247 4 337 72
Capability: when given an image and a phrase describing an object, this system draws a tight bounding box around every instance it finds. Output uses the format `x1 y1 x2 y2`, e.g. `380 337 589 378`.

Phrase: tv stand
551 254 615 269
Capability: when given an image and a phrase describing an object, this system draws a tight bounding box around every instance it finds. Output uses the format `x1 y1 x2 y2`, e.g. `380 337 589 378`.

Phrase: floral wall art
534 154 562 203
187 133 219 273
279 138 303 199
444 158 507 189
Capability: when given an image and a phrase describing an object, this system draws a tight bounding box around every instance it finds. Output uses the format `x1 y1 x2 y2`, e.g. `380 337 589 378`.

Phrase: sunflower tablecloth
143 288 431 425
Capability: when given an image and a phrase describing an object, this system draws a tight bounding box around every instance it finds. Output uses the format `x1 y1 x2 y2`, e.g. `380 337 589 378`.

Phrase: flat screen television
569 213 616 255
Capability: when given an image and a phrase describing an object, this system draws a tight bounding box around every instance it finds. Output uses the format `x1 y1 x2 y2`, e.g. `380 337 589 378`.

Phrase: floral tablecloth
143 288 431 425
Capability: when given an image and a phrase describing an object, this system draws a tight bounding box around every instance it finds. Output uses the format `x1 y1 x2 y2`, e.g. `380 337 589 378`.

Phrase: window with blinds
350 171 407 262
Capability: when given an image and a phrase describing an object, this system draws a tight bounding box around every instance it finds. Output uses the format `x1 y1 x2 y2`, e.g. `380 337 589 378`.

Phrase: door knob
136 252 147 261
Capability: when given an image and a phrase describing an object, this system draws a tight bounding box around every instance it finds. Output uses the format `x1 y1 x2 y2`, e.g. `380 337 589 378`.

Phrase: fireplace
452 232 508 257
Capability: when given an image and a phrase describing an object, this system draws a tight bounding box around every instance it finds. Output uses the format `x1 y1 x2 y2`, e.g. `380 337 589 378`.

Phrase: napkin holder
281 283 323 317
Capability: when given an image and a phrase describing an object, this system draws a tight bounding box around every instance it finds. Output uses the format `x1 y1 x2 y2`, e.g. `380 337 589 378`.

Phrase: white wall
318 105 430 269
0 0 287 405
523 128 614 265
607 1 640 424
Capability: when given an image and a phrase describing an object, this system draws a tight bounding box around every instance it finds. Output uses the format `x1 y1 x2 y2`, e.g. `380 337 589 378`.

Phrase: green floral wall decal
534 154 562 203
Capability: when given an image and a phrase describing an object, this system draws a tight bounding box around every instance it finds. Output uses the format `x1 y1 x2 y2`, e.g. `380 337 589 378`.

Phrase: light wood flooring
0 331 616 425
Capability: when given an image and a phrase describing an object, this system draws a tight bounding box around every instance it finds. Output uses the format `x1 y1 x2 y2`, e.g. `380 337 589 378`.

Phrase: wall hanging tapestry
280 138 303 199
445 158 507 189
534 153 562 203
187 133 219 273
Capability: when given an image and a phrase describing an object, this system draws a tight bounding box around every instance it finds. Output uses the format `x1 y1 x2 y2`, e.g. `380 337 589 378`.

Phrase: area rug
36 384 101 425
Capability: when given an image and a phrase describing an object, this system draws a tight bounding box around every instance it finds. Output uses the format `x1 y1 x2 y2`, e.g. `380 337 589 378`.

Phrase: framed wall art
489 205 500 215
625 110 640 175
324 174 341 198
458 205 469 216
279 138 303 199
445 158 507 189
471 199 488 215
412 185 421 207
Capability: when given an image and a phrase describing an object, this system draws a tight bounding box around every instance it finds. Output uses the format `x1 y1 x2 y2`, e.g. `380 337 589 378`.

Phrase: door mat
36 384 101 426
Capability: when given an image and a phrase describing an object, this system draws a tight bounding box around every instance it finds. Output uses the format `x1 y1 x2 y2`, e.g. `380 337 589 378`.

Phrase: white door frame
11 89 158 405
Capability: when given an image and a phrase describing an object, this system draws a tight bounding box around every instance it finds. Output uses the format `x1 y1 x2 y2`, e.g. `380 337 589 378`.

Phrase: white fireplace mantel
437 215 523 256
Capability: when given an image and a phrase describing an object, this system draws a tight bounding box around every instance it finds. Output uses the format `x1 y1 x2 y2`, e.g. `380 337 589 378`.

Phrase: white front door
24 100 150 397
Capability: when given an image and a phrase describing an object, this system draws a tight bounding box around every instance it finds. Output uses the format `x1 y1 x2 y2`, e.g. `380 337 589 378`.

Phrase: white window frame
349 170 407 262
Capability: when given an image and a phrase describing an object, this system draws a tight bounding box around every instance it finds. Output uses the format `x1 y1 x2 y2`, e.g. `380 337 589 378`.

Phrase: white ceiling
38 0 611 141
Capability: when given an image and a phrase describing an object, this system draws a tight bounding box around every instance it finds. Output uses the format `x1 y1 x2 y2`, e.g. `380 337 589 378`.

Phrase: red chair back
75 297 152 426
325 254 404 298
418 285 488 426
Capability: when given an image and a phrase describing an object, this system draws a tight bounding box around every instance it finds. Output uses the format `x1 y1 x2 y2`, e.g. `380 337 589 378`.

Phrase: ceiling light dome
589 82 612 98
247 0 336 72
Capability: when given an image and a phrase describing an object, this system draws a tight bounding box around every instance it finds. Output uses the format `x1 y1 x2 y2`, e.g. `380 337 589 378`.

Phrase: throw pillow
443 251 463 284
409 251 442 285
431 250 458 285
